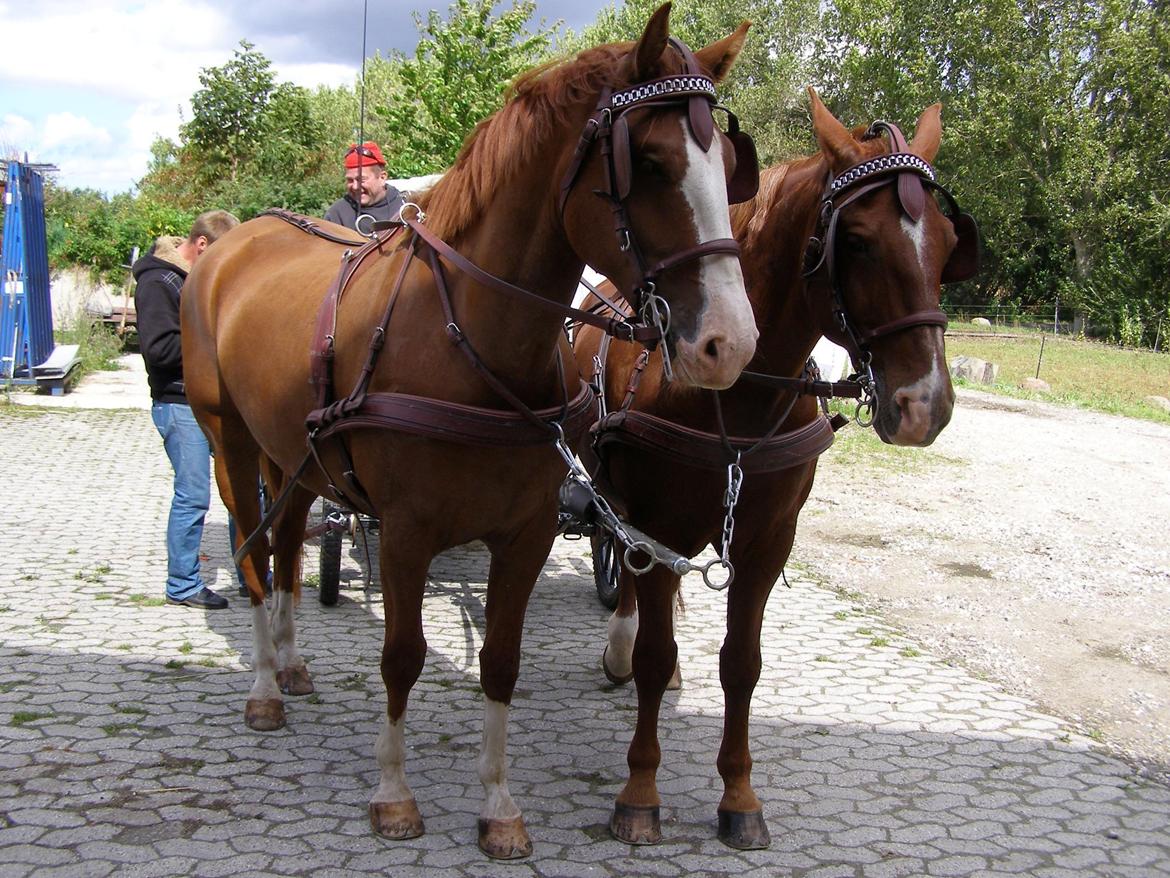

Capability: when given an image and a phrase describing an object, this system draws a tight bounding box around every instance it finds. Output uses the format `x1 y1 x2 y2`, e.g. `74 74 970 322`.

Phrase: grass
54 318 126 376
946 330 1170 423
10 711 50 726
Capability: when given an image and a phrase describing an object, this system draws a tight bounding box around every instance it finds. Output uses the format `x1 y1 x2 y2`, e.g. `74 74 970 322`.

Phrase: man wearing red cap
324 141 405 236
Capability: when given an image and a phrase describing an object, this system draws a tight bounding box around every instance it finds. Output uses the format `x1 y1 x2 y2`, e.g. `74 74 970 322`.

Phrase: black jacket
323 185 405 234
133 237 190 404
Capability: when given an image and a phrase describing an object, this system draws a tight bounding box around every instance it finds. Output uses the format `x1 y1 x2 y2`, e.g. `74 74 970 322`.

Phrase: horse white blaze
676 118 757 385
373 715 412 803
900 214 927 277
606 609 639 679
478 699 520 821
248 605 281 702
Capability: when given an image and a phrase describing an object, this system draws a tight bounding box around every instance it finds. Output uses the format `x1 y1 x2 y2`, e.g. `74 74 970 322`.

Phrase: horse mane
418 43 644 240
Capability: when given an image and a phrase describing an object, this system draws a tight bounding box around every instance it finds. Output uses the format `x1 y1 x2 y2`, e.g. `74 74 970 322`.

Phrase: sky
0 0 616 195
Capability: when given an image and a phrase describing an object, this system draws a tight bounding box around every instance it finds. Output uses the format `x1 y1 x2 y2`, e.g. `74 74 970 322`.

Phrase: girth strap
592 409 835 474
308 379 596 449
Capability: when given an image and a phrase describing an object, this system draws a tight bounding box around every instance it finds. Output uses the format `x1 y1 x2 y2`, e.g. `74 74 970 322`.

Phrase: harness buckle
618 228 632 252
446 321 465 343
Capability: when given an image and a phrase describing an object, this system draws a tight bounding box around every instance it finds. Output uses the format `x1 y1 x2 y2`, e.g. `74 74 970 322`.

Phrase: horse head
559 4 758 389
805 88 975 446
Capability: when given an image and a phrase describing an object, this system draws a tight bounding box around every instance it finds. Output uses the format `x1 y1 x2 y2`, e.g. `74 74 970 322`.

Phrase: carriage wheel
591 531 620 610
318 502 342 606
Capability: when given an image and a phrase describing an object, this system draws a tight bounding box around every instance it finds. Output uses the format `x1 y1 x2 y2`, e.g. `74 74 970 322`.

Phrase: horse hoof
477 816 532 859
370 799 424 839
244 698 285 731
610 803 661 844
717 808 771 850
666 660 682 690
277 666 315 696
602 645 634 686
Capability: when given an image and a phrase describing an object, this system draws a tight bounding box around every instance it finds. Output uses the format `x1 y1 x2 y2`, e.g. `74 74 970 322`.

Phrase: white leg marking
901 214 927 277
606 609 639 679
248 604 281 702
270 589 304 673
373 714 413 804
680 119 756 347
478 699 520 821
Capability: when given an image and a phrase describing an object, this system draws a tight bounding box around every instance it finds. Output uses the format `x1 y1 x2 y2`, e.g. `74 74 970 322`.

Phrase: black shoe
167 587 229 609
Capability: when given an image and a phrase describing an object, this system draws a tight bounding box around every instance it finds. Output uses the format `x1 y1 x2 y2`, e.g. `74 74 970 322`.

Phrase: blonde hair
188 209 240 244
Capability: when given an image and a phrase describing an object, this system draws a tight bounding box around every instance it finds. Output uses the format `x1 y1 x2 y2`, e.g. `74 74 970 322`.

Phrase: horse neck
439 174 584 400
736 156 831 381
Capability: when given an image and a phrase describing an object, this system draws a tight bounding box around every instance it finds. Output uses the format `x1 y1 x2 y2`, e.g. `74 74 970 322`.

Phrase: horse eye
637 155 664 177
843 233 870 255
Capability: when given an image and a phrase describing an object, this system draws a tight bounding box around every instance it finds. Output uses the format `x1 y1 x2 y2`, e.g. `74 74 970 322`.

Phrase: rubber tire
591 531 620 610
318 502 342 606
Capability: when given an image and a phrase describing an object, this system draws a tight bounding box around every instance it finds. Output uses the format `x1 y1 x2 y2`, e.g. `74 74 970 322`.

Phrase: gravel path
795 387 1170 784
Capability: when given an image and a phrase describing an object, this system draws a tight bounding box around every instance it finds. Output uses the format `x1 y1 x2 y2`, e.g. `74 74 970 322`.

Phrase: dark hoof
610 802 661 845
370 799 424 839
277 665 315 696
602 645 634 686
477 816 532 859
717 808 771 849
244 698 285 731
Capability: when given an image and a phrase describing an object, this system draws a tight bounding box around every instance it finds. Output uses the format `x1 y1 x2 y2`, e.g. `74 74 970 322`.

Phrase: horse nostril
705 337 721 360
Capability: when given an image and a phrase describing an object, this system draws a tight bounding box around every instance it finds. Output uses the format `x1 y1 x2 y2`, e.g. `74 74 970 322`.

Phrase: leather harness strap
592 408 836 475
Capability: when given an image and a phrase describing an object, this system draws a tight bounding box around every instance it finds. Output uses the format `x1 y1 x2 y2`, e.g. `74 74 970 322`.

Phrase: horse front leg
473 522 555 859
715 521 796 850
611 563 679 845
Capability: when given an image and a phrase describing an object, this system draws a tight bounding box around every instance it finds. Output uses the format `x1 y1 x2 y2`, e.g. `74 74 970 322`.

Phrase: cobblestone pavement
1 405 1168 878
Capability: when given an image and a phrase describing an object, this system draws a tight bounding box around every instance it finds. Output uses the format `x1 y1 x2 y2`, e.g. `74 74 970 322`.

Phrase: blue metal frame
2 161 55 383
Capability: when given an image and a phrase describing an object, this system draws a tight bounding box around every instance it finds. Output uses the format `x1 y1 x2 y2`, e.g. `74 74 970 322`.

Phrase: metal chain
710 452 743 590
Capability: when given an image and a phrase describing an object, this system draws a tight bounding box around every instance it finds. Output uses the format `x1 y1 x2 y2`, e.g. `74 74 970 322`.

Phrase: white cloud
42 112 113 150
1 113 37 152
0 1 232 105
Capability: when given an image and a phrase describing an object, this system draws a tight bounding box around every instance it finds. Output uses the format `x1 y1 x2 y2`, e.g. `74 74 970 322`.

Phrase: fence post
1036 334 1046 380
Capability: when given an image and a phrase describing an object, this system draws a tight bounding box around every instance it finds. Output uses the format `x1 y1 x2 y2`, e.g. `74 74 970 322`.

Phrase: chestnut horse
572 89 978 848
181 5 759 859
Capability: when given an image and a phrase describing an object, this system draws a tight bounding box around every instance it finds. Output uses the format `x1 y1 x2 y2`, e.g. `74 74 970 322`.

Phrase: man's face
345 166 389 207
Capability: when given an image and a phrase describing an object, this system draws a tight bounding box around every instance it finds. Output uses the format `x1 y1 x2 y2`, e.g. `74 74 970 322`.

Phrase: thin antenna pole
358 0 368 150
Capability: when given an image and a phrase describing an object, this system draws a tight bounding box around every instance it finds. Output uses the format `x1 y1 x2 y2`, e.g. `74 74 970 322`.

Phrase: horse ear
909 103 943 163
634 3 673 81
693 20 751 84
808 87 861 168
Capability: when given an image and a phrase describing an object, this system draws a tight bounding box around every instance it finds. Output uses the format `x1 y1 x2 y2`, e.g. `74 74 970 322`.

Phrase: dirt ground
792 387 1170 784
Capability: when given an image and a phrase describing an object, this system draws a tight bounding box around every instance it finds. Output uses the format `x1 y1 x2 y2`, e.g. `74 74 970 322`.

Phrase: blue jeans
152 402 212 601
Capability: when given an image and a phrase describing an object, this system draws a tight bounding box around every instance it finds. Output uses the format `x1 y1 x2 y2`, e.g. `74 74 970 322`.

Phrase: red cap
344 141 386 169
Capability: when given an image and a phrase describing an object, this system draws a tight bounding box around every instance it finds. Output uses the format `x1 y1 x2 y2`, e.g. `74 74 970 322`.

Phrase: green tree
183 40 277 182
374 0 556 174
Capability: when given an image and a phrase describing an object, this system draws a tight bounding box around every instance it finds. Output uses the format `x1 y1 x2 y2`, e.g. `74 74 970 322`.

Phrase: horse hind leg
268 469 315 697
603 571 682 690
207 415 284 731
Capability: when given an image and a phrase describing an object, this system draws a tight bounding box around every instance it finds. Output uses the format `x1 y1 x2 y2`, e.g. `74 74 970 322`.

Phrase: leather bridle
557 38 758 372
802 121 980 375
